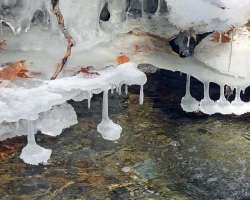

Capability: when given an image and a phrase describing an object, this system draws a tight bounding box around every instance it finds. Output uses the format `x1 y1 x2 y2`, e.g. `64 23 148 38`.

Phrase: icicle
97 90 122 141
181 74 199 112
0 21 2 36
125 85 128 95
20 120 52 165
116 85 119 94
227 30 234 72
216 84 232 115
186 74 191 95
235 86 241 101
111 85 114 94
199 81 217 115
139 85 144 105
187 36 191 48
220 84 226 101
27 121 36 145
88 91 92 109
118 84 122 95
141 0 145 18
204 81 210 99
231 86 246 115
155 0 161 15
102 90 109 121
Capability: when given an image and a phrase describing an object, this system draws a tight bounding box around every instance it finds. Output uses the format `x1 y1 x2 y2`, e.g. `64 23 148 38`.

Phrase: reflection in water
1 70 250 200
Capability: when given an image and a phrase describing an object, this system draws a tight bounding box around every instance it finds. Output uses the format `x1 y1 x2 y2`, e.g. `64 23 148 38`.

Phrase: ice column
140 85 144 105
181 74 199 112
109 0 127 25
216 84 231 114
88 91 92 109
199 81 216 115
97 90 122 141
20 121 52 165
231 87 246 115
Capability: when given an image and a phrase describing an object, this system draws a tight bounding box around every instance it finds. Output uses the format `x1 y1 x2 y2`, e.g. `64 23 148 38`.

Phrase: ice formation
181 75 199 112
167 0 250 33
0 0 249 164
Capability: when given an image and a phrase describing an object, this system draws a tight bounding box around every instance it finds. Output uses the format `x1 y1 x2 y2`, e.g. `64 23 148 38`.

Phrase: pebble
122 166 132 173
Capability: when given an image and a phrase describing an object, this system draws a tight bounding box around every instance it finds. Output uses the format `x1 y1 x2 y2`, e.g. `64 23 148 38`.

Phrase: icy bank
0 62 147 164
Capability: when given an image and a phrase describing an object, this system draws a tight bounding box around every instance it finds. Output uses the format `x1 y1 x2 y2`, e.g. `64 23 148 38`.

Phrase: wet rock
8 177 49 196
0 136 25 162
110 187 130 200
133 159 158 181
52 182 91 200
138 64 158 74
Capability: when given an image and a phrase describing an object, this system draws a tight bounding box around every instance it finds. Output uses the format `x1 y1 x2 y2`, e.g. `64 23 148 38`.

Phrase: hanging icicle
20 121 52 165
139 84 144 105
181 74 200 112
97 90 122 141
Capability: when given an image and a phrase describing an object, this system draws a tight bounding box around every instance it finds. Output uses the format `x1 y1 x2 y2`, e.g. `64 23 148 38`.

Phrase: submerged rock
133 159 158 181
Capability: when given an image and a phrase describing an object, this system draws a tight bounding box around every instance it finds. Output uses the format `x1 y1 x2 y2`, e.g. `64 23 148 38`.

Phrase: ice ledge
0 62 147 165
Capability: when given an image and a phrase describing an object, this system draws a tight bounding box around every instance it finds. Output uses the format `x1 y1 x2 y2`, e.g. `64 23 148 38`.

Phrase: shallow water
1 70 250 200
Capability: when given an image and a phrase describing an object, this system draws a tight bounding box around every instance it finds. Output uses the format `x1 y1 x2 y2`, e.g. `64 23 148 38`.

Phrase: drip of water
20 120 52 165
181 74 199 112
97 90 122 141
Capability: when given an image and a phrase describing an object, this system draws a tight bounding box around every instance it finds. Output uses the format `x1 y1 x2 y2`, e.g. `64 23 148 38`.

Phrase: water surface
0 70 250 200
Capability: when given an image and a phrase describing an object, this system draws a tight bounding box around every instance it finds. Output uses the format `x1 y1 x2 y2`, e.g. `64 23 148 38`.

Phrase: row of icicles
181 75 248 115
19 83 144 165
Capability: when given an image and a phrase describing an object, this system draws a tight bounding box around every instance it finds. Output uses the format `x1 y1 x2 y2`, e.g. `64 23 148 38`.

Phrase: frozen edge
0 62 147 123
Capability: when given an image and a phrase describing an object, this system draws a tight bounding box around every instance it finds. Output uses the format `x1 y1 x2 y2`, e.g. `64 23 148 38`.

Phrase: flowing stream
0 70 250 200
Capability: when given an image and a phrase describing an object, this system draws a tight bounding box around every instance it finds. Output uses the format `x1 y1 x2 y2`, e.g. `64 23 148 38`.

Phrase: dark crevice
143 0 158 14
100 2 110 22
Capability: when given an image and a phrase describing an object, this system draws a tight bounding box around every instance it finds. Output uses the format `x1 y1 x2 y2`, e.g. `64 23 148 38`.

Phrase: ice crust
167 0 250 33
195 28 250 78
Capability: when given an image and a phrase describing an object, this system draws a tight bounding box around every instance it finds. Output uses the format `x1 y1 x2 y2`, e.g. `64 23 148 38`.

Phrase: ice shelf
0 63 146 164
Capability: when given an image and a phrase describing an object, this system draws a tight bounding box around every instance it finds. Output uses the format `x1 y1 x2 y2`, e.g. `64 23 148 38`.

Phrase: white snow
166 0 250 32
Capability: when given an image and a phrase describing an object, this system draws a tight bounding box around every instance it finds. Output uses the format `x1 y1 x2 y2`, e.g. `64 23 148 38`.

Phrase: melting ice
0 0 250 164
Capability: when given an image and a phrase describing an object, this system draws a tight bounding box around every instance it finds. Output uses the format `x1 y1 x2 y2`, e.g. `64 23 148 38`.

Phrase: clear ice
181 75 199 112
97 90 122 141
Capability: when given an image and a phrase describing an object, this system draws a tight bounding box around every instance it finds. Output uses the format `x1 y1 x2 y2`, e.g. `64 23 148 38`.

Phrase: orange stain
116 54 130 65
